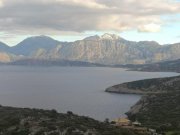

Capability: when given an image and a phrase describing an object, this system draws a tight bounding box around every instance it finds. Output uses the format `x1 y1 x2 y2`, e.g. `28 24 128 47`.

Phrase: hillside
0 105 143 135
0 34 180 65
106 75 180 132
126 92 180 131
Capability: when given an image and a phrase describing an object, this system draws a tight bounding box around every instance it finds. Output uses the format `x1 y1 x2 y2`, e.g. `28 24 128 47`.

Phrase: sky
0 0 180 46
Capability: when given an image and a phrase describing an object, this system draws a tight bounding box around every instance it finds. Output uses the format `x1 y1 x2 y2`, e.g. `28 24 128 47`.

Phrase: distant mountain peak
11 35 61 56
100 33 120 40
17 35 60 46
84 33 121 41
26 35 55 40
84 35 100 41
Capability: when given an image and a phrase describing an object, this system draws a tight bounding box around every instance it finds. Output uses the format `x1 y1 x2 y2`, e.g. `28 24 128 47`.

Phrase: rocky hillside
0 105 143 135
126 92 180 131
0 34 180 65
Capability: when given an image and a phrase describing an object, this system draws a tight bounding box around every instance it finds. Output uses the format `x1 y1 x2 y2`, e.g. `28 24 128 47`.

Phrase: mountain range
0 33 180 65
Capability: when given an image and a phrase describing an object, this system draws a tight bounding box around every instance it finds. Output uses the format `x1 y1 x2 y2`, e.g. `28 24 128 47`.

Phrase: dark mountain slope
0 41 10 52
11 35 63 56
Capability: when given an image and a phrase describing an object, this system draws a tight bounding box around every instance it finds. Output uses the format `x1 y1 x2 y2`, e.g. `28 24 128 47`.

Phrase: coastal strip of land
106 75 180 94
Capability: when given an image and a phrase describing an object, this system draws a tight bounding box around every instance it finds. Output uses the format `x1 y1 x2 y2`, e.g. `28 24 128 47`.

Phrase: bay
0 66 178 121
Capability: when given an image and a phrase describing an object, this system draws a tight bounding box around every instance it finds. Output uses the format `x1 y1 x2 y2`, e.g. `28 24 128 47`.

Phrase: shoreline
104 74 180 132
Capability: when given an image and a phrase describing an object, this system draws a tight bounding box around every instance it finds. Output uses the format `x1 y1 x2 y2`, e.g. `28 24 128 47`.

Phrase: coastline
105 74 180 132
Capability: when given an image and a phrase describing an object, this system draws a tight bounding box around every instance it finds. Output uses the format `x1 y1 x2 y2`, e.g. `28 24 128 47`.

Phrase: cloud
0 0 3 7
57 0 109 9
0 0 179 35
138 23 161 32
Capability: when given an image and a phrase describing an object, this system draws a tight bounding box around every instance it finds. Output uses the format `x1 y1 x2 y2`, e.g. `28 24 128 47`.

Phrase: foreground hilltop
0 34 180 65
0 105 143 135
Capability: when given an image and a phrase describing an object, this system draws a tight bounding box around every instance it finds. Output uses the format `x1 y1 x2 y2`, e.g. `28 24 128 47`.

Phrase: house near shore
112 118 159 135
113 118 142 127
113 118 131 126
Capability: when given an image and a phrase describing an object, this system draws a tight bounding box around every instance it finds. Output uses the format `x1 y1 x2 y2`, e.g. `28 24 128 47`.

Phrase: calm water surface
0 66 178 121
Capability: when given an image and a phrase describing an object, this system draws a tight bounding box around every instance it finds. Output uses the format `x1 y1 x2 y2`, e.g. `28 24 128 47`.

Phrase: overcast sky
0 0 180 46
